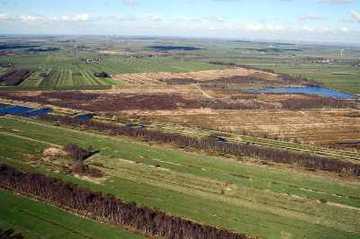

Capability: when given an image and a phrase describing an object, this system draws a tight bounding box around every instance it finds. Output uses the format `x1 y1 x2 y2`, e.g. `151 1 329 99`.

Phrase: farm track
0 131 61 148
194 84 213 99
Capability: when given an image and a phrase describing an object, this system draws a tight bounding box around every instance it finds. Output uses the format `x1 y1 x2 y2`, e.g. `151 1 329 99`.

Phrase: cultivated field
0 53 223 90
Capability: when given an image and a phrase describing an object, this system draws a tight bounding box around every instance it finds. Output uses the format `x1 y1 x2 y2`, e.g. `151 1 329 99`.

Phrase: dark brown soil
0 69 32 86
0 90 354 112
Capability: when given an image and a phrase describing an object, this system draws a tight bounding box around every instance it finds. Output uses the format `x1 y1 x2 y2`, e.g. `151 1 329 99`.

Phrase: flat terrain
236 58 360 94
1 75 358 148
1 37 359 93
190 41 360 94
0 54 222 90
150 109 360 146
1 36 359 239
0 117 359 239
112 67 278 85
0 190 144 239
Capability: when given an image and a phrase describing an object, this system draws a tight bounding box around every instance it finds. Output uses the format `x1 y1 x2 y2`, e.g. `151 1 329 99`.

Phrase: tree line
0 164 253 239
0 228 24 239
41 115 360 176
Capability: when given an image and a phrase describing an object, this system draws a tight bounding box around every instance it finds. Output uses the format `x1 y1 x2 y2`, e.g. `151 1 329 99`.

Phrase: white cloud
57 14 90 22
0 11 359 44
0 13 9 20
241 23 287 32
121 0 138 6
318 0 353 4
207 16 225 23
68 14 89 21
0 13 91 23
19 15 45 22
351 10 360 22
145 15 163 22
298 15 325 22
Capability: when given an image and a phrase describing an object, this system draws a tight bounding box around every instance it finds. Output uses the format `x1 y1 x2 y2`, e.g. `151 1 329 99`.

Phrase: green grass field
188 40 360 94
0 190 144 239
0 117 359 239
1 38 359 93
198 49 360 94
239 59 360 94
0 53 222 90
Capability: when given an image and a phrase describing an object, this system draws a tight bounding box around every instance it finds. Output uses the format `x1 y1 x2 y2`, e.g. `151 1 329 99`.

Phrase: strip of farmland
39 114 360 176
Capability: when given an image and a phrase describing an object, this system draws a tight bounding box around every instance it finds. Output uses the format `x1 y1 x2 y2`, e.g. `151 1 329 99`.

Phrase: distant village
82 57 103 64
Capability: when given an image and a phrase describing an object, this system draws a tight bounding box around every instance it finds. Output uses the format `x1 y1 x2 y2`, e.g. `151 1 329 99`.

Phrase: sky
0 0 360 44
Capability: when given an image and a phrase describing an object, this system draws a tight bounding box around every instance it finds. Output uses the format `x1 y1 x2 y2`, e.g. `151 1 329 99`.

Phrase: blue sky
0 0 360 44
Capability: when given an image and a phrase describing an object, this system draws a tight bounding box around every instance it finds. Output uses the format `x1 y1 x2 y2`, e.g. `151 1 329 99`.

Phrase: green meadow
0 117 359 239
0 190 144 239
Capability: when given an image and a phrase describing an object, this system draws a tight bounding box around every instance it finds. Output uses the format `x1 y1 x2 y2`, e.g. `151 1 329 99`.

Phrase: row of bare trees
41 115 360 176
0 228 24 239
0 164 252 239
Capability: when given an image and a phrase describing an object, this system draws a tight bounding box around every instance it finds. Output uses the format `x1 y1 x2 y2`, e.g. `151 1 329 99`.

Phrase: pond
74 113 94 122
250 86 353 99
0 104 52 117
